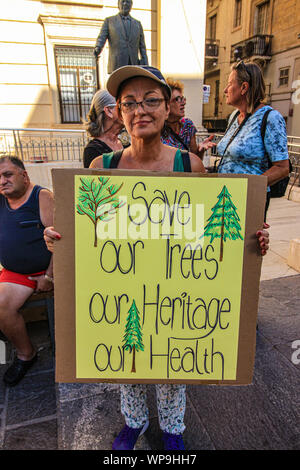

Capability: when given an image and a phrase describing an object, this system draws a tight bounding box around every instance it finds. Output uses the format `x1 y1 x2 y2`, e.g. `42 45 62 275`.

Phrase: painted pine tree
123 299 144 373
203 185 243 261
76 176 124 247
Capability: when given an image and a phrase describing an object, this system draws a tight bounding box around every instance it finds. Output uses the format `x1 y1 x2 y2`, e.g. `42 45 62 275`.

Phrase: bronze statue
94 0 149 74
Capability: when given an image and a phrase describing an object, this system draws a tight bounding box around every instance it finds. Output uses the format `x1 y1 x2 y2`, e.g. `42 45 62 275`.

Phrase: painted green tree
123 299 144 373
76 176 124 247
202 185 243 261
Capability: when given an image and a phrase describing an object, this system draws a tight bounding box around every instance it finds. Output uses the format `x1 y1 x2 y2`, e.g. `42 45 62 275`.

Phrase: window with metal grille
55 46 98 123
279 68 289 87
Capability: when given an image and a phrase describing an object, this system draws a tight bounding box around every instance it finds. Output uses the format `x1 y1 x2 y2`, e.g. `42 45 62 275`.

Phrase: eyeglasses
118 98 166 113
173 96 186 103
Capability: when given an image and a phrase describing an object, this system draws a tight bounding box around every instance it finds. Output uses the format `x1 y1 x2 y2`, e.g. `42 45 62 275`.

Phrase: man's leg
0 282 35 360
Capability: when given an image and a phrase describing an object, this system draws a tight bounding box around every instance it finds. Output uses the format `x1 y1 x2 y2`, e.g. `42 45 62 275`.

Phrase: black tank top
0 185 51 274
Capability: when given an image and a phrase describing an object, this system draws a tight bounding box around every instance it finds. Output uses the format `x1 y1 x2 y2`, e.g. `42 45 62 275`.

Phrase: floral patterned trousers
120 383 186 434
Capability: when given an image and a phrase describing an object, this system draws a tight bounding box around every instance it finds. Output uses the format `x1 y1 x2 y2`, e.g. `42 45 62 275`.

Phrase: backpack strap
260 108 292 173
181 150 191 172
105 149 192 172
261 108 273 142
102 151 122 168
260 109 273 168
261 108 274 168
109 149 124 168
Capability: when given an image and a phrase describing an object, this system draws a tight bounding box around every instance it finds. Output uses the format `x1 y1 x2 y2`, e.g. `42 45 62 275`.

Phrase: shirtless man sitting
0 156 54 386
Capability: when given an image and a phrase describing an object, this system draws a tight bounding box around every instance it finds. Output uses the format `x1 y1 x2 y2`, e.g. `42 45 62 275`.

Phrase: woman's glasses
119 98 165 113
173 96 186 103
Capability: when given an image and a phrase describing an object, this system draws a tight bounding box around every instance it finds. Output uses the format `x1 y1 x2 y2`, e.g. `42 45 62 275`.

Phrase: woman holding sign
44 65 270 451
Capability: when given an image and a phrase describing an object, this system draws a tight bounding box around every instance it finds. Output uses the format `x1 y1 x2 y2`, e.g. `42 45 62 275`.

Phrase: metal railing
286 135 300 192
0 128 88 163
205 39 220 58
230 34 273 63
0 128 299 189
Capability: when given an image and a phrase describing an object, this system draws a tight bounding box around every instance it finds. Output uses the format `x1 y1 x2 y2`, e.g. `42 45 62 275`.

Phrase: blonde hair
232 61 266 114
166 77 184 94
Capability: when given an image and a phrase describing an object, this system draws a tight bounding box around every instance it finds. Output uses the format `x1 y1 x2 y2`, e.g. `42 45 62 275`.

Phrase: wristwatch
45 274 54 283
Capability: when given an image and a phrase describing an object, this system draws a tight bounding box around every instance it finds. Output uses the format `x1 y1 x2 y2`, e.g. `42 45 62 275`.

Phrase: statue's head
118 0 133 16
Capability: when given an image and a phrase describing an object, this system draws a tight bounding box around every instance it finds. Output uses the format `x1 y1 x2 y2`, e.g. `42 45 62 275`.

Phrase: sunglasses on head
236 60 252 83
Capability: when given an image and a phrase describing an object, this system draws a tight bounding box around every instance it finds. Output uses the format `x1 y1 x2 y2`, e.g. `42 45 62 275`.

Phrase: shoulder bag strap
225 110 240 133
217 112 251 170
166 126 189 151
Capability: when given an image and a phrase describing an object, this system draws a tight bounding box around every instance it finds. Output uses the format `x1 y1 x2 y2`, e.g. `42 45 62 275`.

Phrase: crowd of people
1 59 290 451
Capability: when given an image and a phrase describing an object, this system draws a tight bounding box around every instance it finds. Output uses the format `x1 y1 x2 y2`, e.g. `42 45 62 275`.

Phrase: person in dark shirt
83 89 125 168
0 156 54 386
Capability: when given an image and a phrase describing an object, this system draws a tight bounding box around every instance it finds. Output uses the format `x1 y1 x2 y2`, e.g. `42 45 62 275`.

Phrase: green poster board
53 169 267 385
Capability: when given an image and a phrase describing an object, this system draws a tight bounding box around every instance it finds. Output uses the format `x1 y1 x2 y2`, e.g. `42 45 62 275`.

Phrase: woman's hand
256 222 270 256
197 135 217 157
44 226 61 253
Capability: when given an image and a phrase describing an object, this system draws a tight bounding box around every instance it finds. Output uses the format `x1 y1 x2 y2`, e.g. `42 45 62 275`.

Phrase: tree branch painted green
76 176 124 247
123 300 144 373
202 185 243 261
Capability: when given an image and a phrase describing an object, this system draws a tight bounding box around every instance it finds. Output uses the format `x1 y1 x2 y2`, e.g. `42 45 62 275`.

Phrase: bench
20 290 55 352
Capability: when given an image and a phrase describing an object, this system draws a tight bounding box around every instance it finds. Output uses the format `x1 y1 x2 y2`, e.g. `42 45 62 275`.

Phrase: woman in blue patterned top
217 61 289 215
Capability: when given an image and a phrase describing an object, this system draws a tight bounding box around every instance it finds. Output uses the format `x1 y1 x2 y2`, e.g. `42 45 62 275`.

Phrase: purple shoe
162 432 185 450
112 421 149 450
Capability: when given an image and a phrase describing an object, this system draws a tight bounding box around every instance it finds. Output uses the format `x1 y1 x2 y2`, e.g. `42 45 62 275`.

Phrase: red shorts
0 268 46 289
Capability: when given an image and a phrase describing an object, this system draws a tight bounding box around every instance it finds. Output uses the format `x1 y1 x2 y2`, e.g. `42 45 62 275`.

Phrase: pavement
0 197 299 451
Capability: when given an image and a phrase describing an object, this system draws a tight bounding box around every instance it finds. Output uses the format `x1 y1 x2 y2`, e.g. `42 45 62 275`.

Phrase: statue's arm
138 23 148 65
94 18 109 57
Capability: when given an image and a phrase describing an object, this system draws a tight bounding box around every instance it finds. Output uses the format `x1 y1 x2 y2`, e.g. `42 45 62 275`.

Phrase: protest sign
52 169 267 385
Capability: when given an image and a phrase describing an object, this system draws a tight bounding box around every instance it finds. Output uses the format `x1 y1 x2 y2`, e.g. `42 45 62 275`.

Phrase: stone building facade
0 0 206 130
203 0 300 135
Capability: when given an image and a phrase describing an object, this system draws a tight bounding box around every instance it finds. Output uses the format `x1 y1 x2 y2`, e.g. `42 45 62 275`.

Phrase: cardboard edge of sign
52 169 267 386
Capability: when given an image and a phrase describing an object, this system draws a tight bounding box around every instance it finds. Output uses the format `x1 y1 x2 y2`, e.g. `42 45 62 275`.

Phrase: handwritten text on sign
75 176 247 381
